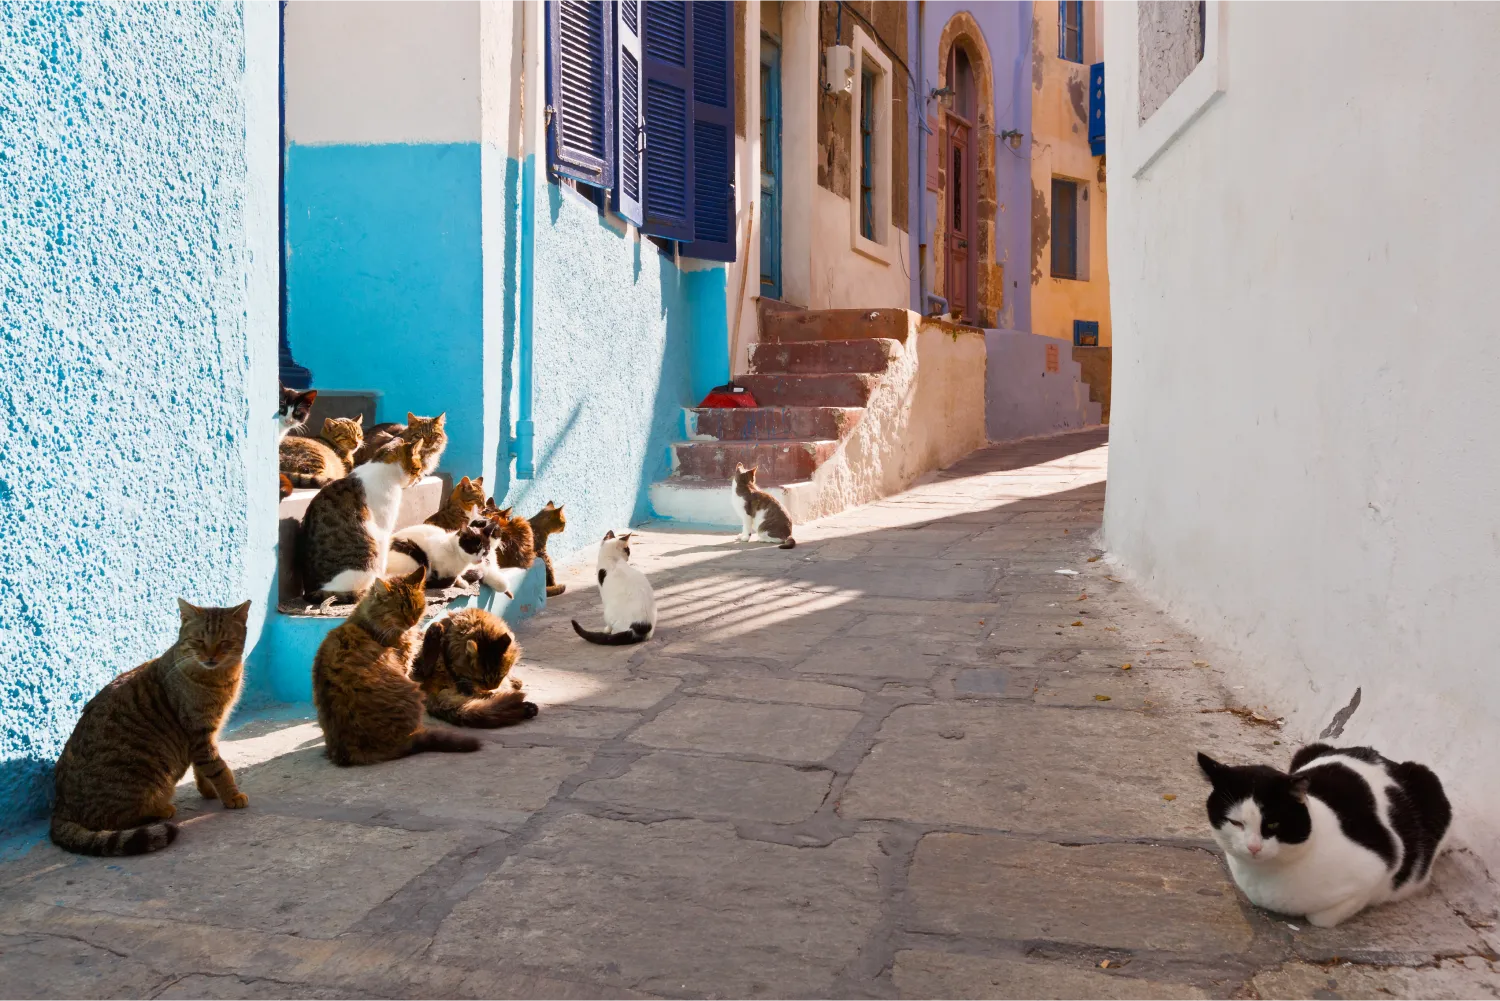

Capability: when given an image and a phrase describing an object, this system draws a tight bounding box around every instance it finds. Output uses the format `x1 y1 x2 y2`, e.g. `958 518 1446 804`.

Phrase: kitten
280 415 364 490
387 520 501 592
484 498 536 570
527 501 569 597
353 412 447 477
312 568 481 765
425 476 486 531
299 438 426 604
51 600 252 856
571 530 656 645
731 463 796 549
277 385 318 441
1198 745 1452 927
412 608 538 727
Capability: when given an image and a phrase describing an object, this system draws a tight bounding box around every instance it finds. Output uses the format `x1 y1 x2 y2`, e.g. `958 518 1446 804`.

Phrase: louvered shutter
613 0 646 224
685 0 735 260
546 1 614 187
640 0 694 240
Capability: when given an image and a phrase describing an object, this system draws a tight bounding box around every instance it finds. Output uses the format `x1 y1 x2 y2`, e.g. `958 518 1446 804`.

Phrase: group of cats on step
276 387 570 603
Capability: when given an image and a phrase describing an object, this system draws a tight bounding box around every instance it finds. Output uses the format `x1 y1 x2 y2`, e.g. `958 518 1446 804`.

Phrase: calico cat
280 415 364 490
387 520 500 591
299 438 426 604
312 567 481 765
731 464 796 549
571 530 656 645
1198 745 1452 927
278 386 317 441
527 501 568 597
412 608 538 727
425 476 486 531
353 412 447 477
51 600 252 856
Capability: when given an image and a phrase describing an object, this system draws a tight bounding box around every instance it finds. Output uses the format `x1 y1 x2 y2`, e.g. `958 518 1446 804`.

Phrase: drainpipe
915 0 926 313
511 1 537 479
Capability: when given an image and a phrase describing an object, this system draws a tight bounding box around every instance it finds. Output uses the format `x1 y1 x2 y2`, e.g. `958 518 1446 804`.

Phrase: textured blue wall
0 3 279 830
284 142 486 476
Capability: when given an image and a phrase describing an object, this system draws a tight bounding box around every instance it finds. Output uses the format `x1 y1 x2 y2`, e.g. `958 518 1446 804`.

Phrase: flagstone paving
3 427 1498 999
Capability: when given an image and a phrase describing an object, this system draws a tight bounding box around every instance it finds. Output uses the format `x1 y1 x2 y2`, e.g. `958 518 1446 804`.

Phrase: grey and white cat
386 521 498 591
731 463 795 549
571 531 656 645
1198 744 1452 927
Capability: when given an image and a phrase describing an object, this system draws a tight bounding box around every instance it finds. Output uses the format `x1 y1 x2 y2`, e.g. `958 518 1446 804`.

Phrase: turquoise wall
0 3 280 831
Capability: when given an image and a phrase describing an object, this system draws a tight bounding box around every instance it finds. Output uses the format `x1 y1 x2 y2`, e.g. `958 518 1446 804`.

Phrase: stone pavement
3 427 1499 1000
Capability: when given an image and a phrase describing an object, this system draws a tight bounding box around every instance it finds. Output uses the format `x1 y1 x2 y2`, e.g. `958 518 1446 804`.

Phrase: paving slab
1290 882 1490 964
1251 958 1500 1000
892 949 1210 1000
0 932 170 999
432 815 883 998
907 834 1254 954
690 675 866 707
629 697 861 762
572 751 833 822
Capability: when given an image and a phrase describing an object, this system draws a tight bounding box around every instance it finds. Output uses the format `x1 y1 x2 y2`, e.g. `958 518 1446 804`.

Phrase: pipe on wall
511 0 537 479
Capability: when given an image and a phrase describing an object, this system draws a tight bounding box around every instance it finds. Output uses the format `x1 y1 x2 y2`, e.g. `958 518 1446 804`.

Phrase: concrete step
749 338 900 375
736 372 879 408
760 307 911 345
688 405 864 442
671 438 839 484
649 477 818 528
295 391 378 435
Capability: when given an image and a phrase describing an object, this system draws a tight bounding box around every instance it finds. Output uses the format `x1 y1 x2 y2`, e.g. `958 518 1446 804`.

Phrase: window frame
1058 1 1084 63
1050 177 1080 281
848 25 892 264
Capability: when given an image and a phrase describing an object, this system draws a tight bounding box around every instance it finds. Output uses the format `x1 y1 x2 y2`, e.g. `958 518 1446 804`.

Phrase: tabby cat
353 412 447 477
413 608 538 727
425 476 486 530
299 438 425 604
484 498 536 569
312 567 481 765
527 501 568 597
280 415 364 490
51 600 252 856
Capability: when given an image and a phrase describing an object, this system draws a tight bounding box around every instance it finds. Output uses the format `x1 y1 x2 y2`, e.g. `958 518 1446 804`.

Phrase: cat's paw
222 793 249 810
509 676 524 691
521 701 539 719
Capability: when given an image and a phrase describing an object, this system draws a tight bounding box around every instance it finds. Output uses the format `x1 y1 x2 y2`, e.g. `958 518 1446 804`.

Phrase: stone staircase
650 307 988 527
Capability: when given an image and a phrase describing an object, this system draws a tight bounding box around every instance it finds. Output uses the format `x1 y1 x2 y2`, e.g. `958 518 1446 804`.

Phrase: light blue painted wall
0 3 280 830
284 142 486 477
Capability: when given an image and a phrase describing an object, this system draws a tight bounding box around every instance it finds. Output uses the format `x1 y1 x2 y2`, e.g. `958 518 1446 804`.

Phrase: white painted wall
1103 1 1500 870
284 0 481 144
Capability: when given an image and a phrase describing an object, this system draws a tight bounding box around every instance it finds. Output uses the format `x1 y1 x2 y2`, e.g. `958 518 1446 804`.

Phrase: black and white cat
277 385 317 441
1197 744 1452 927
571 531 656 645
387 520 499 592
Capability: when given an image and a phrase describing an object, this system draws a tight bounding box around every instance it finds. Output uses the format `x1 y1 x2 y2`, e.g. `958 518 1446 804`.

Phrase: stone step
750 338 900 375
294 391 378 436
760 307 911 345
649 477 818 528
671 438 839 484
689 405 864 442
736 372 879 408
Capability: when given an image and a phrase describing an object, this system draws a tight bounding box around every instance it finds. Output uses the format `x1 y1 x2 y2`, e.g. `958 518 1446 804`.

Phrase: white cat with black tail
571 531 656 645
1197 744 1452 927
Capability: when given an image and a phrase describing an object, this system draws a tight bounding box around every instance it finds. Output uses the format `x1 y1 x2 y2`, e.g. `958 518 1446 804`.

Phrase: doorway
943 46 977 323
759 35 782 301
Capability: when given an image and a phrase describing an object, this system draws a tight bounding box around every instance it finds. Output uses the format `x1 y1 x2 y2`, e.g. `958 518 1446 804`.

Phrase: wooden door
944 114 974 321
759 37 782 300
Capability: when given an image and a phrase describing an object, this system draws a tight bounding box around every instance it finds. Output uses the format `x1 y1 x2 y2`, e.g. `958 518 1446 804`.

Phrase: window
1051 178 1079 280
848 26 892 262
860 69 875 241
546 0 737 260
1058 1 1083 62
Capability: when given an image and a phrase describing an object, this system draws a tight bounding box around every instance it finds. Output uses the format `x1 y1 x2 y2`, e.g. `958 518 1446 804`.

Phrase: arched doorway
944 46 977 323
934 15 999 327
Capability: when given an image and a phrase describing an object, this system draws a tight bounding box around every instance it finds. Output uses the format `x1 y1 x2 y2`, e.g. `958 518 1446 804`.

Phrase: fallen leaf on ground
1087 555 1101 562
1105 575 1123 583
1103 626 1118 632
1148 638 1167 644
1071 620 1084 627
1076 593 1088 600
1192 660 1209 667
1120 663 1132 671
1162 793 1177 801
1094 694 1112 701
1099 960 1111 969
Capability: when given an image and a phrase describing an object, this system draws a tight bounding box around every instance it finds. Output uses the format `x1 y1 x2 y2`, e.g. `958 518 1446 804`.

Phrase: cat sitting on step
386 520 499 593
731 463 796 549
1197 745 1452 927
571 531 656 645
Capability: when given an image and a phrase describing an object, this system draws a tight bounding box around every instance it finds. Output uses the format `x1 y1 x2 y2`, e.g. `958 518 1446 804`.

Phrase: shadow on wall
984 329 1102 441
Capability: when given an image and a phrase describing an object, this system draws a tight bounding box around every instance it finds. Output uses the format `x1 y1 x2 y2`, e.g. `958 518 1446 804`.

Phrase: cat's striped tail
285 471 335 488
426 688 539 728
571 620 652 645
50 816 178 857
408 727 483 754
778 536 796 550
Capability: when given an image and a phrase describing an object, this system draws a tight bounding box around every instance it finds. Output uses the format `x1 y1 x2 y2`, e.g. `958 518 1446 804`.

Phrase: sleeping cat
527 501 568 597
299 438 426 604
731 463 796 549
412 608 538 727
312 567 481 765
571 530 656 645
387 520 500 591
1198 745 1452 927
425 476 486 531
51 600 252 856
280 415 364 490
353 412 447 477
277 385 317 441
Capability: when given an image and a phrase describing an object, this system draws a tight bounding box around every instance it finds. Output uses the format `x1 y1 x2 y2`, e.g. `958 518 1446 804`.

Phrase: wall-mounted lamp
928 86 954 109
825 45 855 94
1000 129 1025 151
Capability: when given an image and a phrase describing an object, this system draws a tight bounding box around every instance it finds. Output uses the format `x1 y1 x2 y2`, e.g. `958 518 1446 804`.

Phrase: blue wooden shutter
613 0 645 224
685 0 735 260
640 0 694 240
546 1 614 187
1088 62 1105 155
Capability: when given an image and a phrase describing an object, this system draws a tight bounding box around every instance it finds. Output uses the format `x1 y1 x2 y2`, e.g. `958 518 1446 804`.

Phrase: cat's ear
177 598 202 622
1197 752 1226 783
604 530 616 540
458 476 471 487
404 566 428 589
407 412 418 425
546 499 555 507
300 389 318 406
1289 776 1310 803
229 600 251 624
466 639 479 661
620 533 634 543
354 413 363 426
475 476 483 486
434 413 446 428
494 632 512 655
734 463 745 474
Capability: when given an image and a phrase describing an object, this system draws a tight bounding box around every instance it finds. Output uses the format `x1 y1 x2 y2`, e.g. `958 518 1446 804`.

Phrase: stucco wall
984 330 1100 440
1137 1 1201 122
0 3 279 829
1103 1 1500 869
